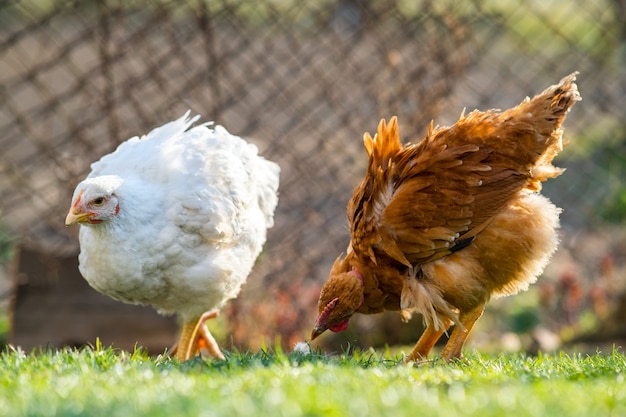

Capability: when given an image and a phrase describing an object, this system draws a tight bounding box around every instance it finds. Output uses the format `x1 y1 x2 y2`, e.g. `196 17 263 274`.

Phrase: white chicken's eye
92 197 105 206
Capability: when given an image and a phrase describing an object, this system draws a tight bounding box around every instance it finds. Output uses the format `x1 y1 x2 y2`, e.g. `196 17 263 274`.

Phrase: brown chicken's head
311 261 364 340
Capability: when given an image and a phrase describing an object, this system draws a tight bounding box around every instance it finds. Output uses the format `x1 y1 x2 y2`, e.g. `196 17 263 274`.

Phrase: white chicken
65 112 280 361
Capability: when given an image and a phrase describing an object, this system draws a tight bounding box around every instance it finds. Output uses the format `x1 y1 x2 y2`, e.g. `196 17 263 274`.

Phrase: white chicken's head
65 175 123 226
311 257 364 341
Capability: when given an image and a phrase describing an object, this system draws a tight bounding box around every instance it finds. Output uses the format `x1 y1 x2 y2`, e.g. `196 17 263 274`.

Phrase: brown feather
313 73 581 361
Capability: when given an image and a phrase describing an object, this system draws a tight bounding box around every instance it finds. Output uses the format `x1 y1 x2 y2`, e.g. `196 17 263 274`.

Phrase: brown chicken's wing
351 116 530 268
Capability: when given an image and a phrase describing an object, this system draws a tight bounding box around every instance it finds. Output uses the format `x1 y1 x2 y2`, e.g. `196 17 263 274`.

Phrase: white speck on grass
292 342 311 355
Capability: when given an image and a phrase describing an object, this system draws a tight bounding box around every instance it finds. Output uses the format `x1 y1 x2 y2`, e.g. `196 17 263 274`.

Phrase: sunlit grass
0 343 624 416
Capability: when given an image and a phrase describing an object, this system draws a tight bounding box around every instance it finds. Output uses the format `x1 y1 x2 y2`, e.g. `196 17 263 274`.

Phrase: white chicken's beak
65 208 90 226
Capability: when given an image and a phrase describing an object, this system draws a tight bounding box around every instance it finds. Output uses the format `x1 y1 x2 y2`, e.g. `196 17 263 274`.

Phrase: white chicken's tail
143 111 203 143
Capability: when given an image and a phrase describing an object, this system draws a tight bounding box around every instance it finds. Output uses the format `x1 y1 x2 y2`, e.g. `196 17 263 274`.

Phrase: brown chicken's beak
311 327 326 340
310 297 339 341
65 209 90 226
310 326 326 341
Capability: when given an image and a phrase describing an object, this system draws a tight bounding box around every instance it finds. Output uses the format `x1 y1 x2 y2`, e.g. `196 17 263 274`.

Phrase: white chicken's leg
175 309 225 361
196 315 225 359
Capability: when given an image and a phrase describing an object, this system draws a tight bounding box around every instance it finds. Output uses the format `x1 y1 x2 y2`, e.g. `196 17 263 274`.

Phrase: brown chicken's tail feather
363 116 402 171
515 72 581 188
514 72 580 135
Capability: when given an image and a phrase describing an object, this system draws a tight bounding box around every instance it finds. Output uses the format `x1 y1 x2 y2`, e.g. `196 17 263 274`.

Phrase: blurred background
0 0 625 356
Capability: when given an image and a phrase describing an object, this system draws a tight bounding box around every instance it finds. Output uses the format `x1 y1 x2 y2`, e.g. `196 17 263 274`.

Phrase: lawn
0 344 624 417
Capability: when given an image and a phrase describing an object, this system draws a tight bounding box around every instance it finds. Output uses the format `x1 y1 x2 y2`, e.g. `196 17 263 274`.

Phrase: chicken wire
1 0 625 349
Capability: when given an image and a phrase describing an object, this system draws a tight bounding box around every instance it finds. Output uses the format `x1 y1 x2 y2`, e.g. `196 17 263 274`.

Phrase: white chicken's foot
172 309 225 361
195 311 225 360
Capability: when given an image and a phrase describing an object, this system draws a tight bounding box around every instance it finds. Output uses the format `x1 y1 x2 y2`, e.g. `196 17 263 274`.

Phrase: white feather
72 113 280 321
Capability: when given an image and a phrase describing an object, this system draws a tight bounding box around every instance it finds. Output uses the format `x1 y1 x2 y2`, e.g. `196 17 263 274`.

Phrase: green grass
0 344 625 417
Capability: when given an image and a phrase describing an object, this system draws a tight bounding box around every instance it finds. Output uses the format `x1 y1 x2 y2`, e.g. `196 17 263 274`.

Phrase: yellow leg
196 314 225 360
405 318 452 363
439 303 485 361
176 320 197 361
175 309 225 361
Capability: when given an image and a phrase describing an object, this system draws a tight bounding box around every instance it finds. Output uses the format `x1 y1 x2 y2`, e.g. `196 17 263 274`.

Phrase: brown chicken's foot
405 319 452 363
439 302 486 361
407 358 435 367
174 309 225 361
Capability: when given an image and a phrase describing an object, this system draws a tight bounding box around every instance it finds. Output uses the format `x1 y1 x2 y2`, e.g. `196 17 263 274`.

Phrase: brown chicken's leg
175 309 226 361
405 318 452 363
439 302 486 361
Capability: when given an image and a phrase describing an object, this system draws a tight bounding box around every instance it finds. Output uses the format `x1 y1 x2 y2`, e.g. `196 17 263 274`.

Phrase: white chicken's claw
185 310 225 361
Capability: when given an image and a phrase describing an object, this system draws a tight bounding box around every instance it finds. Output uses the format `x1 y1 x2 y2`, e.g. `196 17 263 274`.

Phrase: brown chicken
311 73 580 362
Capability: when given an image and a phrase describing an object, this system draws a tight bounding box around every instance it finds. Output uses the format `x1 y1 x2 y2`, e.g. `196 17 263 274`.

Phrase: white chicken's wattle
65 112 280 360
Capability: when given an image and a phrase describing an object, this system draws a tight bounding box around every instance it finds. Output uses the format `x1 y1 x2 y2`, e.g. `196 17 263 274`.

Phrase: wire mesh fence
1 0 625 350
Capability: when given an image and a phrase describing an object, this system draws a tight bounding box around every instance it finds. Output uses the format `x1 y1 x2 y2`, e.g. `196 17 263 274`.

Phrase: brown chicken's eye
92 197 105 206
